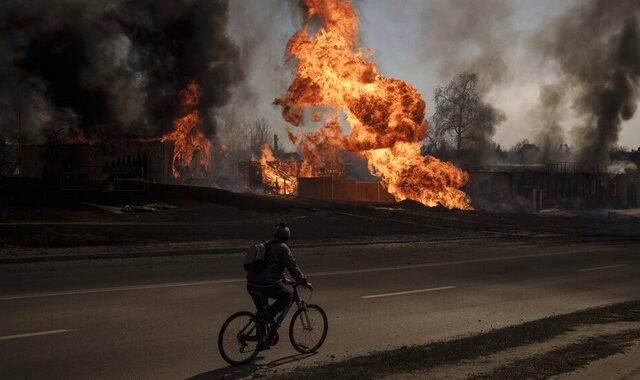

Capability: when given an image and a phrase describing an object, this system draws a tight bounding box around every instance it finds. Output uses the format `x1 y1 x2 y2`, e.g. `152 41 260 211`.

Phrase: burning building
238 146 310 196
0 0 238 190
238 140 394 203
3 0 637 214
5 80 216 191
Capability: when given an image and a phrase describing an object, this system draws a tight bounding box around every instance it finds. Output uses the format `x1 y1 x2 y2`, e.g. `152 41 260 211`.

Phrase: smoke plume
534 0 640 163
421 0 515 92
0 0 241 143
217 0 299 153
420 0 513 161
530 83 567 162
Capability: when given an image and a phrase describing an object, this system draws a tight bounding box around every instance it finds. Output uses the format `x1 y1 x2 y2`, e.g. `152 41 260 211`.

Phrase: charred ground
1 177 639 263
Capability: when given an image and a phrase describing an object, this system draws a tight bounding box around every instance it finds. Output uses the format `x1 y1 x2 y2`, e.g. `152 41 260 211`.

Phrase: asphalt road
1 238 639 379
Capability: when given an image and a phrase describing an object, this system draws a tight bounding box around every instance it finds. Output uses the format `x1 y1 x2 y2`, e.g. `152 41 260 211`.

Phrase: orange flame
68 129 91 145
161 81 212 179
254 144 312 195
274 0 471 209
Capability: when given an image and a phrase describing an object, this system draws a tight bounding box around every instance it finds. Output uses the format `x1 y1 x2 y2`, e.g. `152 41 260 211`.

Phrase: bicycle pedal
268 331 280 346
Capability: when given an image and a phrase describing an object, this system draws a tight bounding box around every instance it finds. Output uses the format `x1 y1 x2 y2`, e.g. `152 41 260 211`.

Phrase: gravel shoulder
271 300 640 380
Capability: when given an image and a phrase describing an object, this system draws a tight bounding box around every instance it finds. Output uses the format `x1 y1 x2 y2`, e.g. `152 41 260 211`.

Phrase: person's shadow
187 352 317 380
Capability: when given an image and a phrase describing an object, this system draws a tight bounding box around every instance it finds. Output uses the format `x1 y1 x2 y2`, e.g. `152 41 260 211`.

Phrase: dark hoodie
246 240 305 285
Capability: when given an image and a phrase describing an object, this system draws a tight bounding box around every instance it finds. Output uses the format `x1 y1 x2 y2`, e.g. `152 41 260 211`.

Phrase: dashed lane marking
362 286 456 299
0 329 72 341
579 264 627 272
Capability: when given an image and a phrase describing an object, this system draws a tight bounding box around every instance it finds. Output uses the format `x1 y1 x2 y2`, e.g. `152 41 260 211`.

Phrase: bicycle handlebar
283 278 312 290
283 278 301 286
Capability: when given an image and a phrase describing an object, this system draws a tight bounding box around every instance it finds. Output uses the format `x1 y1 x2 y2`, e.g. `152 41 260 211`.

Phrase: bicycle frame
240 285 310 343
277 285 305 325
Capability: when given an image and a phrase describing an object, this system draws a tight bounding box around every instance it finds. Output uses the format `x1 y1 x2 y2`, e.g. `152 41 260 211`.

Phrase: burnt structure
5 140 638 210
237 159 307 195
6 140 215 191
465 163 640 211
238 149 394 203
297 177 395 203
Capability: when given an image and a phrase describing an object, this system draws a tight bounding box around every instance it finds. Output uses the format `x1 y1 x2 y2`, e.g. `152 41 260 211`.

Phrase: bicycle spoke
291 306 326 353
220 313 261 364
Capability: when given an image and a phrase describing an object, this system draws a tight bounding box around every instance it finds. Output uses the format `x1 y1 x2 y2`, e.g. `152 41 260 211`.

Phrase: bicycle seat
283 278 297 286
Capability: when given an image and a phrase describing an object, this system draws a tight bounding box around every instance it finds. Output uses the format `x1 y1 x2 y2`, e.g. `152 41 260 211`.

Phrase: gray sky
226 0 640 151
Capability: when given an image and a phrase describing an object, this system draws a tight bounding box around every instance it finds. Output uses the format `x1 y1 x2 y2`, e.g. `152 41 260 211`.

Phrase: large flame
274 0 471 209
161 81 212 178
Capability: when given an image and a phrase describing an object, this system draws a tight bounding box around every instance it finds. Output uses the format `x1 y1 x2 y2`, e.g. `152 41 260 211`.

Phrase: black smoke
534 0 640 163
530 83 567 163
0 0 242 142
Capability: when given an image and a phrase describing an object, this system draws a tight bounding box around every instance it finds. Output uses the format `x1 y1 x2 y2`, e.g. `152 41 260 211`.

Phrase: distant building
15 140 179 190
465 163 639 211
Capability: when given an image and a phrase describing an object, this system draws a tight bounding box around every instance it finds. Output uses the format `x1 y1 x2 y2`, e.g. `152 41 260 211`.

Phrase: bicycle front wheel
289 304 328 353
218 311 262 365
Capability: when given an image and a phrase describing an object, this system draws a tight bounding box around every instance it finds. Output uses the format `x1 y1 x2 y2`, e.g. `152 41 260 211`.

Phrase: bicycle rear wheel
218 311 262 365
289 304 328 353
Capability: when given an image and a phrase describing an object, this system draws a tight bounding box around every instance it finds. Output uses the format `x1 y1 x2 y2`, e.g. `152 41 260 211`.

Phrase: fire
254 144 311 195
274 0 471 209
161 81 212 178
68 129 91 145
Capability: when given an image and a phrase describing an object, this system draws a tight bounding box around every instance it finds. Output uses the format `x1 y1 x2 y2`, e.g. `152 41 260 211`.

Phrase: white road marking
362 286 455 299
579 264 627 272
311 249 587 277
0 249 617 302
0 278 245 301
0 329 72 341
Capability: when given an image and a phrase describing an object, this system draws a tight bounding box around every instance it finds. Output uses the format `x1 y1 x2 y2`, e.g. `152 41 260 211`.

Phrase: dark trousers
247 282 294 322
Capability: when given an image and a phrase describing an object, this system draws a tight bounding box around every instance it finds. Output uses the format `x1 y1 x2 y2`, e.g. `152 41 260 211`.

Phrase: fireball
275 0 471 209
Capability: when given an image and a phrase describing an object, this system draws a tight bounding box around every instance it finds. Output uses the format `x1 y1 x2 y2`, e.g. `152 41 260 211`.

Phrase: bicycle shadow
187 352 317 380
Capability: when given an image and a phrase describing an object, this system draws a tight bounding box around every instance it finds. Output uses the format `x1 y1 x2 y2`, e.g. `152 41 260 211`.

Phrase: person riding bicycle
246 223 312 331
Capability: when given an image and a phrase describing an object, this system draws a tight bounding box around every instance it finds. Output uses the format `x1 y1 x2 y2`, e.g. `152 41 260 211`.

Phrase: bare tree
248 118 271 152
218 117 272 157
432 72 502 155
423 115 454 159
219 120 250 154
425 116 446 148
433 72 479 153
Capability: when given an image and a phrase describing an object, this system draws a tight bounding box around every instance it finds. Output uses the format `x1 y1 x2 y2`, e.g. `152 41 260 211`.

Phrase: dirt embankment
2 179 639 261
271 300 640 380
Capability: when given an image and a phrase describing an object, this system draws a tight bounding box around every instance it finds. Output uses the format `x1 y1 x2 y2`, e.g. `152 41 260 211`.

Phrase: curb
0 238 435 264
3 235 637 265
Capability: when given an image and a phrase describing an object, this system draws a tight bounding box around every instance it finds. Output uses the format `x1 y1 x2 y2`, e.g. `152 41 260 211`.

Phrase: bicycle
218 280 328 366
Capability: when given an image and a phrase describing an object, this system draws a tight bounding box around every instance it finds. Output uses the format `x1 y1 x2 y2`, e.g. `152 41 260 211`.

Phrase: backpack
244 242 269 274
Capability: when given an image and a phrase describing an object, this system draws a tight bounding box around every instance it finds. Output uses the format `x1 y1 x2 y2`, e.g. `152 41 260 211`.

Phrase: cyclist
246 223 312 333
